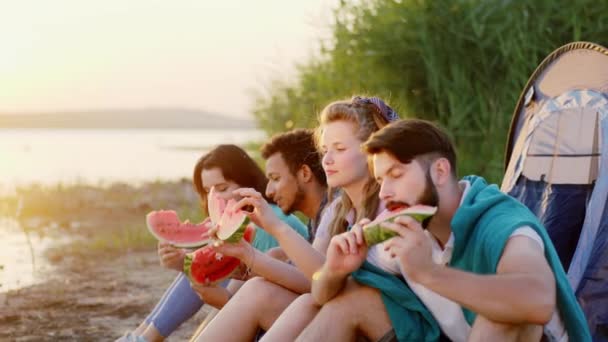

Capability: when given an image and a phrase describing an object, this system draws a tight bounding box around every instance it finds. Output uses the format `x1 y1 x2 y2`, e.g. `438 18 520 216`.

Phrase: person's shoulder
269 204 308 230
269 203 287 217
269 204 300 222
325 195 343 213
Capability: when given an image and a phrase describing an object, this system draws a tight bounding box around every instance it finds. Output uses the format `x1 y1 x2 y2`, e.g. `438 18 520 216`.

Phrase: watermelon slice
146 210 213 248
207 188 226 225
216 199 252 243
363 205 437 246
184 225 256 284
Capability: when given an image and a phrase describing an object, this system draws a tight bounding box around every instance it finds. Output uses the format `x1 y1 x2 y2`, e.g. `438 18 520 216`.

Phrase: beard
386 168 439 210
283 185 306 215
384 169 439 229
418 168 439 207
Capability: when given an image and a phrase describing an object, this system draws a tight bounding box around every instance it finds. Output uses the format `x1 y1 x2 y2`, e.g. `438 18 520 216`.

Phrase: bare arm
418 236 556 324
310 265 349 305
311 222 368 305
245 246 312 293
191 279 243 309
226 279 244 295
232 188 329 280
270 221 327 279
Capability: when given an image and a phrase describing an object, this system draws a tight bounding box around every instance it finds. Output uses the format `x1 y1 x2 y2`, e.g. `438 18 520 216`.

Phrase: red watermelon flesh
146 210 213 248
184 224 256 284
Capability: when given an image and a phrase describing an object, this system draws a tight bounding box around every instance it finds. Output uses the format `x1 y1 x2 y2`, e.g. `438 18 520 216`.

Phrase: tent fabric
575 181 608 341
569 114 608 289
502 90 605 191
504 42 608 169
501 42 608 341
507 177 593 271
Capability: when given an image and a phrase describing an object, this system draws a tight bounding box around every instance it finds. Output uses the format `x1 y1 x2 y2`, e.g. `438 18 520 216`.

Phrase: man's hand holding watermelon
231 188 283 235
379 214 436 283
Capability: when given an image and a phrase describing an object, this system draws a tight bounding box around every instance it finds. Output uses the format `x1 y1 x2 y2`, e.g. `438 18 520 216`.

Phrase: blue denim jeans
144 272 229 337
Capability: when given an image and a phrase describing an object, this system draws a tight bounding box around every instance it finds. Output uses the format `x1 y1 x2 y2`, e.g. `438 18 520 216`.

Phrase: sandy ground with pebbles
0 250 210 341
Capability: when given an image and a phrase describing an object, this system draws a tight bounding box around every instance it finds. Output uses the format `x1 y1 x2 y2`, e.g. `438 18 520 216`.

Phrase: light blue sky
0 0 337 118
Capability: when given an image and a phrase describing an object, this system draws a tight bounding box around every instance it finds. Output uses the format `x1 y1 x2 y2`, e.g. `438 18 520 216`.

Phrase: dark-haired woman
121 144 308 342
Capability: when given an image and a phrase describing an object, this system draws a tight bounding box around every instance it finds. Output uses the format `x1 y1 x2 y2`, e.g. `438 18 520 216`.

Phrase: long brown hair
192 144 271 215
316 96 395 237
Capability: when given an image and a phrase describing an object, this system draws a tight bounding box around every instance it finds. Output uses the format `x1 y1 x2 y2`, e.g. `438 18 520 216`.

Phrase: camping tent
501 41 608 341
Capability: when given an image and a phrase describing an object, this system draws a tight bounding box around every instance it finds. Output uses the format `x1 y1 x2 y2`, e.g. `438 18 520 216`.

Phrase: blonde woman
193 96 398 341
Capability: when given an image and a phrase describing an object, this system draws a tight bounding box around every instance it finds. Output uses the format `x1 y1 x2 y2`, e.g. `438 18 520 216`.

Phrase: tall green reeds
252 0 608 182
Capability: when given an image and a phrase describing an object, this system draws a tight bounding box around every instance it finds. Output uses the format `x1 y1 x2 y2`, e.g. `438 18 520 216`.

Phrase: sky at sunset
0 0 336 118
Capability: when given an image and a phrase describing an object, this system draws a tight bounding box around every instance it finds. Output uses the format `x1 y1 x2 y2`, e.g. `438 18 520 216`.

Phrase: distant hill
0 108 256 129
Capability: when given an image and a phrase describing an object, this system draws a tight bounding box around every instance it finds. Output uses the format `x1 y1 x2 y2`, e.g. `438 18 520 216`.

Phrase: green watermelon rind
183 252 194 280
363 210 436 246
217 216 251 243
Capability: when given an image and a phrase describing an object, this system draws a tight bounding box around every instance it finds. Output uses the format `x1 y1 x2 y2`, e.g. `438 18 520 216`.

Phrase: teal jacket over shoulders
353 175 591 342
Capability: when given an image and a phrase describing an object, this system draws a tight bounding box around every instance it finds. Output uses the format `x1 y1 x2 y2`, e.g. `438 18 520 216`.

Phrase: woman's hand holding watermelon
211 236 255 263
189 282 232 308
206 221 256 266
232 188 282 234
324 219 370 278
157 241 186 271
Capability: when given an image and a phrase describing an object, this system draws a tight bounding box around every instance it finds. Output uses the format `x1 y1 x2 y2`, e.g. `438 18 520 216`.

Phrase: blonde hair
316 96 392 237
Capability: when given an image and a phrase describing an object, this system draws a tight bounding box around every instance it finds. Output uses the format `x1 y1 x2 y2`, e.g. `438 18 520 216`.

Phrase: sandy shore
0 251 210 341
0 180 211 341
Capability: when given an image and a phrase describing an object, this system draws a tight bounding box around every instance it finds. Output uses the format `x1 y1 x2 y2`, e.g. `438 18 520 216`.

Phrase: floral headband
352 96 400 122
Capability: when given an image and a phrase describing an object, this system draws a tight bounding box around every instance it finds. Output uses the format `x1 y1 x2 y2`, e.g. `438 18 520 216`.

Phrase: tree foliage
252 0 608 182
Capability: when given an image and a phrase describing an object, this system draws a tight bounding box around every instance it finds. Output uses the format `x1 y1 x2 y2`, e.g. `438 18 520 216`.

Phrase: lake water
0 128 265 190
0 218 63 293
0 128 265 292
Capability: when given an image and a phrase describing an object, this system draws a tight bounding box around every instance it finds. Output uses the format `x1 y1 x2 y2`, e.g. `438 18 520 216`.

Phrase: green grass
46 204 207 258
0 181 204 261
45 222 155 262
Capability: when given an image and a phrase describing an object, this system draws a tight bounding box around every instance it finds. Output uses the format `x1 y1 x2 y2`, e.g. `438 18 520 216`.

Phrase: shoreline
0 180 211 340
0 250 210 341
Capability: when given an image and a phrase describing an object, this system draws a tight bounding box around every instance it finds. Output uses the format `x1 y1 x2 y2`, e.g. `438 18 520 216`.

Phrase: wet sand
0 180 211 341
0 251 209 341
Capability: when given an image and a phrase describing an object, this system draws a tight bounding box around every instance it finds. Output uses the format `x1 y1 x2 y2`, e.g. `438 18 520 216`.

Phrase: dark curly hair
261 128 326 186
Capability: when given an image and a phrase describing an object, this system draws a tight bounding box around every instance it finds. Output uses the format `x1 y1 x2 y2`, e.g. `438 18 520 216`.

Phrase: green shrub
252 0 608 182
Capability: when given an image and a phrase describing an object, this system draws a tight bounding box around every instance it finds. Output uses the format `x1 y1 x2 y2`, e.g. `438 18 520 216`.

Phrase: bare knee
303 281 390 341
292 293 320 309
319 291 353 317
235 277 277 303
333 279 378 308
284 293 321 322
469 315 543 342
319 281 374 321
